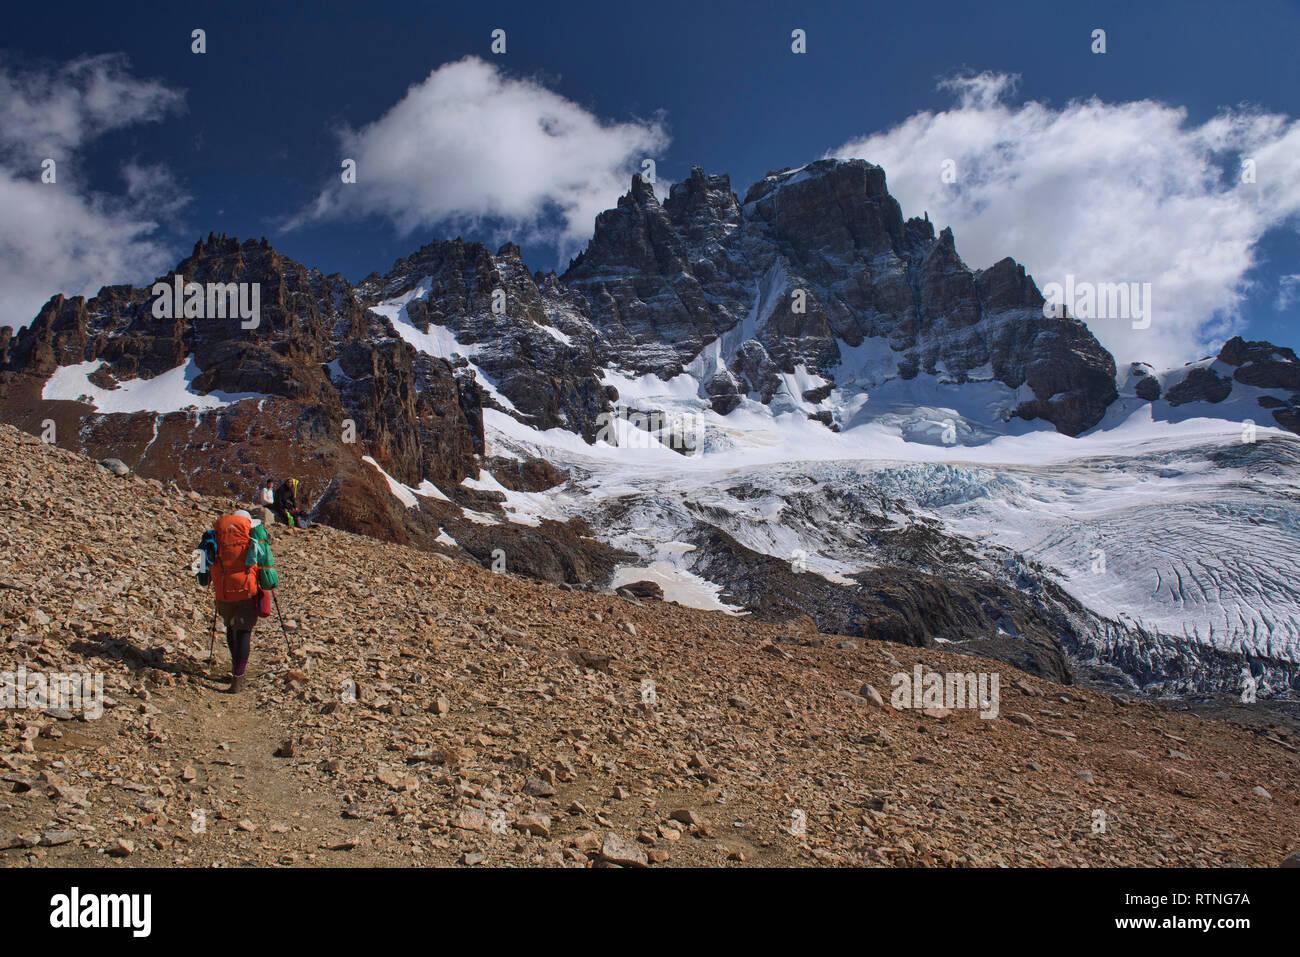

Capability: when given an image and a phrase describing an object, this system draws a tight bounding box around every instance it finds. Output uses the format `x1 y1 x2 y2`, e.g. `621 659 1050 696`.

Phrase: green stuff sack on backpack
248 522 279 590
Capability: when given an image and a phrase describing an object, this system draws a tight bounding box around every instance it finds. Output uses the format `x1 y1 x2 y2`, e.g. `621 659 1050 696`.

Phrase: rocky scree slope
2 426 1298 868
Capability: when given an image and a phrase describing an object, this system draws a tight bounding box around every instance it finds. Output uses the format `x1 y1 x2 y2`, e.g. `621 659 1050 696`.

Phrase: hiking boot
229 674 247 694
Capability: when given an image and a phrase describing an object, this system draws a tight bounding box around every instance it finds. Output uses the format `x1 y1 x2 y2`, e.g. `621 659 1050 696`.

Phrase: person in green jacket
199 510 279 693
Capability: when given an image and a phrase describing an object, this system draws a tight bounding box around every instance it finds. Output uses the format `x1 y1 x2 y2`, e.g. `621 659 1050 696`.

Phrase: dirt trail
7 648 400 867
165 672 398 867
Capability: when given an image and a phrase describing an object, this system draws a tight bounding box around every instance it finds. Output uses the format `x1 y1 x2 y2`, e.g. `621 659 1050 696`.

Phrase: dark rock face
0 234 484 541
313 458 415 546
1134 378 1161 402
354 240 612 440
559 159 1117 435
432 512 634 586
1273 406 1300 433
1219 335 1300 384
563 170 746 373
1129 362 1162 402
485 455 569 493
684 524 1074 683
1004 318 1121 435
327 160 1121 439
618 580 664 600
1164 366 1234 406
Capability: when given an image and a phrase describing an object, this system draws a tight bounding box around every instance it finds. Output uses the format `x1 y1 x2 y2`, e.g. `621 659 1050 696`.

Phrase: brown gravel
1 424 1297 867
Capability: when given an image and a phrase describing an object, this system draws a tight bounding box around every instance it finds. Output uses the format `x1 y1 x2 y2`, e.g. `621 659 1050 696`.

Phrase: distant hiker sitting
196 509 279 693
258 479 276 526
274 477 311 530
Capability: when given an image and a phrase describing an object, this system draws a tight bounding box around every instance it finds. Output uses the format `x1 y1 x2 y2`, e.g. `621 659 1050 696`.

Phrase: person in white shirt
258 479 276 526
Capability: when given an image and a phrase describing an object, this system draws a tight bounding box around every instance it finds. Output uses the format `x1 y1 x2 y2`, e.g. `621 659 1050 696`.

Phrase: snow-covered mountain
476 364 1300 698
355 159 1121 441
4 158 1299 698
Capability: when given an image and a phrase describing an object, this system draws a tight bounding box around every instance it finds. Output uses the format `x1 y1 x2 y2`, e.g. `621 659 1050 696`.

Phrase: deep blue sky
6 0 1298 349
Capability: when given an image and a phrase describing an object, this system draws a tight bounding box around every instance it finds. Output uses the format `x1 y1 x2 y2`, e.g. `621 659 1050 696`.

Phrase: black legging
226 628 251 676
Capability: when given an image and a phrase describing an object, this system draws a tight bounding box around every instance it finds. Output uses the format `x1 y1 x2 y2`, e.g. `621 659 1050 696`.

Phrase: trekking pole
270 590 294 661
208 612 217 661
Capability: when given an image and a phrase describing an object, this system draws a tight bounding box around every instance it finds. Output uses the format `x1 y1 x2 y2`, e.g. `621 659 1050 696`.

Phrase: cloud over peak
831 71 1300 369
287 56 668 260
0 54 187 333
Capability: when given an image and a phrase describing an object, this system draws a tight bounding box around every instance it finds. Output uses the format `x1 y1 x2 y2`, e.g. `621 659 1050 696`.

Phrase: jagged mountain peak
551 155 1116 434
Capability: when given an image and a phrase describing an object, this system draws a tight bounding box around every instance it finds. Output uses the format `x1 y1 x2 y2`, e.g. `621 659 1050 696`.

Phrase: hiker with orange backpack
195 509 279 693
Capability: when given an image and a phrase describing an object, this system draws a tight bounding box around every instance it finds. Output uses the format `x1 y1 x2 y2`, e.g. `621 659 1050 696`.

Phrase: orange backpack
211 514 259 602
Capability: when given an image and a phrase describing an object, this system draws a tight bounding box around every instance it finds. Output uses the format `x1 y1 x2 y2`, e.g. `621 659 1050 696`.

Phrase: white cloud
831 71 1300 368
0 53 183 159
0 171 185 328
1278 273 1300 311
287 56 668 262
121 161 190 226
0 55 187 333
